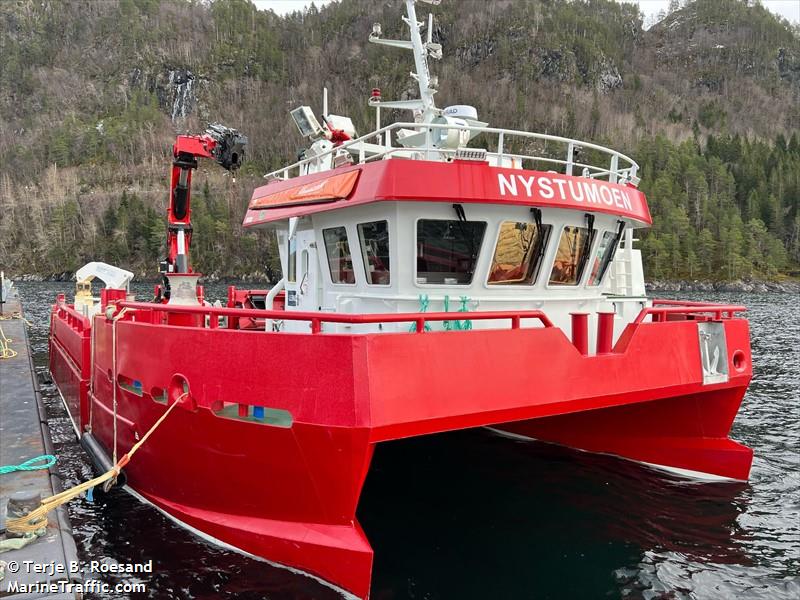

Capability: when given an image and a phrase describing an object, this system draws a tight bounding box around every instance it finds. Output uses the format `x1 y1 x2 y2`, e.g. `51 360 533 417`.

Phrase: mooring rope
457 295 473 330
88 312 97 432
1 392 188 540
0 324 17 359
110 307 129 463
0 312 33 326
0 455 57 475
408 294 432 332
0 309 34 360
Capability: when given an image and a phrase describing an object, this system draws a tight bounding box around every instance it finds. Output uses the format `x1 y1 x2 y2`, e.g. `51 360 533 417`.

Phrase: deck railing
54 294 91 332
265 121 640 185
116 301 554 333
111 298 745 335
636 299 747 324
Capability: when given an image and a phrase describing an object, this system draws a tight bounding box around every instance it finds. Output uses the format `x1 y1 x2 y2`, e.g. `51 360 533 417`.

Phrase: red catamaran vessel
49 1 753 596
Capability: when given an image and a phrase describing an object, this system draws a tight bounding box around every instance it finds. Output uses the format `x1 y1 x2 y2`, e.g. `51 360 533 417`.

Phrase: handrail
633 304 746 324
116 301 554 334
55 296 91 331
265 121 640 184
651 298 738 307
64 297 748 332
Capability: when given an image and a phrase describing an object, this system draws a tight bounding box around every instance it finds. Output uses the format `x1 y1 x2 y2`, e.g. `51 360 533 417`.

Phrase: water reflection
360 429 755 600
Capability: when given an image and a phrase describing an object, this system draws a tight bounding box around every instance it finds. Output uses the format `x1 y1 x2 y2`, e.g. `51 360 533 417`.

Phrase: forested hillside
0 0 798 280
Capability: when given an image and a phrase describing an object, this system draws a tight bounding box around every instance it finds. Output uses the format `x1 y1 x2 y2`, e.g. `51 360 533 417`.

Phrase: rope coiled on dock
0 312 32 326
0 325 16 359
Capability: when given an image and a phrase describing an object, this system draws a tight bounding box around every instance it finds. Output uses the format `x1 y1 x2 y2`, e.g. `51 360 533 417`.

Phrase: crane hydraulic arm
163 124 247 274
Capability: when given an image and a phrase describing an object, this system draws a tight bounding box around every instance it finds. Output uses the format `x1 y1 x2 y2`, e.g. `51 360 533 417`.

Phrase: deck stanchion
596 312 615 354
570 312 589 355
226 286 237 329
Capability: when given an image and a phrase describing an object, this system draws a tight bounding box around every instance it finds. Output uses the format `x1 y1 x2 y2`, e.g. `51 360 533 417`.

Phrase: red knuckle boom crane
164 124 247 275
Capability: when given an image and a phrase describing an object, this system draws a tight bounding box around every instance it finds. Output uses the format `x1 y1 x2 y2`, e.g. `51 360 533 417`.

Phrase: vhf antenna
368 0 443 124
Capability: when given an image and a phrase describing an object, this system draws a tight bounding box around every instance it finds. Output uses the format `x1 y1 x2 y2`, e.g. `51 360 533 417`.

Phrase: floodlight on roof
290 106 324 139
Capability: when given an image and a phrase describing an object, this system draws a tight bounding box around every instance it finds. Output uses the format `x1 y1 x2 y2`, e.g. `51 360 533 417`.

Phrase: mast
368 0 442 124
405 0 436 121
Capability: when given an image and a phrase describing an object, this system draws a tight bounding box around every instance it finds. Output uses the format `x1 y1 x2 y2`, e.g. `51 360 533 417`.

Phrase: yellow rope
111 307 130 462
0 311 33 326
4 392 188 536
0 325 16 359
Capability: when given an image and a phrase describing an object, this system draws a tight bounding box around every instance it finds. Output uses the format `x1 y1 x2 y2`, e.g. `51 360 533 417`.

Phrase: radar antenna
368 0 442 124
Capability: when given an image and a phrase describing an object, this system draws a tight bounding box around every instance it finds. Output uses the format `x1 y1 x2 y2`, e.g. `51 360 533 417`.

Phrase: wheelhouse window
416 219 486 285
549 226 593 285
588 230 620 286
488 221 551 285
358 221 391 285
322 226 355 284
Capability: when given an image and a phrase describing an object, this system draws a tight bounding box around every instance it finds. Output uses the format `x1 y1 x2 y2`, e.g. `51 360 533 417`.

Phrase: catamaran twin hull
49 297 752 598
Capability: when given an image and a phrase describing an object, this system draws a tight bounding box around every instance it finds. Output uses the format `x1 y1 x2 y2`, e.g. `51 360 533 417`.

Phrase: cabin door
295 230 321 313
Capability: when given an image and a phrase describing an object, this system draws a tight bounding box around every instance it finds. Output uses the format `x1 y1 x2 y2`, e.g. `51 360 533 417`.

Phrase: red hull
493 387 751 481
49 299 752 598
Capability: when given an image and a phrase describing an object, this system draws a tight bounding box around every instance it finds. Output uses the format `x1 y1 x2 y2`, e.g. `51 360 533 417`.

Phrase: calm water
11 282 800 599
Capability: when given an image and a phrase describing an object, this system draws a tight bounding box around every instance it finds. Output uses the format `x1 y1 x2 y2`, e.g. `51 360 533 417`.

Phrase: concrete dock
0 290 81 599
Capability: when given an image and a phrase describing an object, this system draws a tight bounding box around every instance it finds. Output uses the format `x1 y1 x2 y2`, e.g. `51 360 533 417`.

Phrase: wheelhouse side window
322 227 355 284
357 221 391 285
287 237 297 283
588 230 619 286
488 221 552 285
549 226 593 285
416 219 486 285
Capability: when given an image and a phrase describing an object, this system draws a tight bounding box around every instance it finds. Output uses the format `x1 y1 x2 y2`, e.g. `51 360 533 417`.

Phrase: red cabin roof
243 159 652 227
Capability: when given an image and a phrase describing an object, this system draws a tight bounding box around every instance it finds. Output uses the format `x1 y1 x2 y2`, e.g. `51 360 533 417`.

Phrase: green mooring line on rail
0 455 57 475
